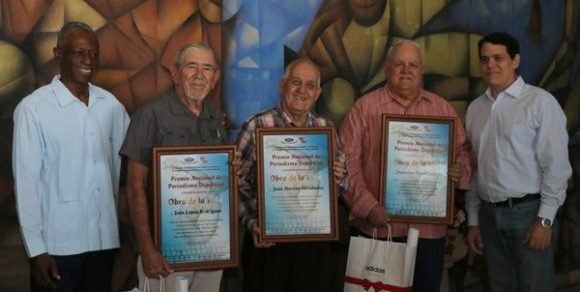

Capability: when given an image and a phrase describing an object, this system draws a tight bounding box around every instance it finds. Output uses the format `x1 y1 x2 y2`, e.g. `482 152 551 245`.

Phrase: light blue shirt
466 77 572 226
12 76 129 257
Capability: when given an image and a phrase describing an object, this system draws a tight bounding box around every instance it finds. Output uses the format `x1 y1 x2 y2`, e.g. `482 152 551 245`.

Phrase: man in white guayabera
13 21 129 292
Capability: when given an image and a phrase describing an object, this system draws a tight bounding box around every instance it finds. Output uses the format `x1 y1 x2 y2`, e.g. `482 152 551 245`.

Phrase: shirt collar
276 102 314 127
484 76 524 101
51 75 104 107
167 92 216 120
381 85 434 106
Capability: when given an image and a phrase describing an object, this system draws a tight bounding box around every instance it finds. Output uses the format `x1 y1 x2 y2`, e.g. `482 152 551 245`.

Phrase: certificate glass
256 127 338 243
380 114 455 224
152 146 238 271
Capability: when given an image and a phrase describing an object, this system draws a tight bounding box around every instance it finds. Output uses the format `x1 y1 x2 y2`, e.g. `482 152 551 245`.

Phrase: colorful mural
223 0 580 288
0 1 224 290
0 0 223 196
1 0 580 290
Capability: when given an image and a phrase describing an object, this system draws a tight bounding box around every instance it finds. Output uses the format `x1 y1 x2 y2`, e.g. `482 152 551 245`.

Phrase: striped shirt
340 86 472 239
236 105 344 228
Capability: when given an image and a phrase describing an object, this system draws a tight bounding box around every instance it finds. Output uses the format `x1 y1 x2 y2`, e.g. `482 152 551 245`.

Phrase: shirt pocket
498 117 535 156
160 127 193 146
199 120 225 145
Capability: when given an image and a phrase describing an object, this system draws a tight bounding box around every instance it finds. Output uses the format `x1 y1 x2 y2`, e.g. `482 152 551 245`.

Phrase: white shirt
466 76 571 226
12 76 129 257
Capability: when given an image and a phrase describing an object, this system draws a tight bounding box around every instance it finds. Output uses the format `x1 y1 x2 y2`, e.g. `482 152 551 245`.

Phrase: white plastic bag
124 276 165 292
344 228 418 292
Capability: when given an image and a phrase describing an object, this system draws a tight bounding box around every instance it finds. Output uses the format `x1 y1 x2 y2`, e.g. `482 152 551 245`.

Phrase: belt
484 193 541 208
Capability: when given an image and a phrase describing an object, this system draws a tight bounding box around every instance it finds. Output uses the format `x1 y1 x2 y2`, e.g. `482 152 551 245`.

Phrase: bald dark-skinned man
13 21 129 292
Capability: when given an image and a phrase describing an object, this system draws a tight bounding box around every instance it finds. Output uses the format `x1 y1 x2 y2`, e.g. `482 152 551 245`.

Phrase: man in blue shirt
12 22 129 291
466 32 572 292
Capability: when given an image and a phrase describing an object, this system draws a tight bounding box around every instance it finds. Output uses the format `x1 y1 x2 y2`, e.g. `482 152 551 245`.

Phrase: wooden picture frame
379 114 456 225
255 127 339 243
152 145 238 271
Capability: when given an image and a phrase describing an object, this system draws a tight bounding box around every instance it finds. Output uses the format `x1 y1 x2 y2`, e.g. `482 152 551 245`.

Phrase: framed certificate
152 145 238 271
256 127 339 243
379 114 456 224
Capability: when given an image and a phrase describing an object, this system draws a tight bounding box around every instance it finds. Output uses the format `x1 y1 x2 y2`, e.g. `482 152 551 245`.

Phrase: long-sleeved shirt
13 76 129 257
339 85 472 238
236 106 344 229
465 76 571 226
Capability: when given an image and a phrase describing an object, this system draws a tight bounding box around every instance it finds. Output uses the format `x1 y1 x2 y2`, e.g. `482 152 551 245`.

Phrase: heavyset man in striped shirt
339 40 472 292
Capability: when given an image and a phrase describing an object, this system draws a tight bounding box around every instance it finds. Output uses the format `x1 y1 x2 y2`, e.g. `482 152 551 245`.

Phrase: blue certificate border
379 114 456 225
152 145 238 271
256 127 339 243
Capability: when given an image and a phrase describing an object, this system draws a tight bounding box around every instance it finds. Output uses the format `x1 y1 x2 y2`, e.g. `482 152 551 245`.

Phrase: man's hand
127 159 172 278
332 159 346 181
467 226 484 255
366 205 390 228
448 163 462 184
141 246 173 278
249 221 275 248
524 221 552 250
222 113 233 130
233 151 242 177
30 253 60 289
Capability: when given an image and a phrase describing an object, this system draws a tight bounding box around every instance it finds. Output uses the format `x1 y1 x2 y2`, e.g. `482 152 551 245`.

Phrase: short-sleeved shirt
121 92 225 166
120 92 225 227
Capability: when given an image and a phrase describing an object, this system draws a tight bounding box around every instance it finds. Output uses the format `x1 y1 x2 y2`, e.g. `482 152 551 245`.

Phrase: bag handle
372 225 394 275
385 224 392 241
371 224 392 240
370 224 392 252
142 276 165 292
159 276 165 292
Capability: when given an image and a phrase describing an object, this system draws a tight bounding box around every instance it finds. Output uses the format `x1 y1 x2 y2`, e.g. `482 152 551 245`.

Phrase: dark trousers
31 249 116 292
351 228 446 292
243 200 350 292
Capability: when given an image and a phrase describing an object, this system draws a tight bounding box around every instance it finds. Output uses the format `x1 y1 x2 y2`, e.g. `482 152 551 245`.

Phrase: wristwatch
538 217 553 228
